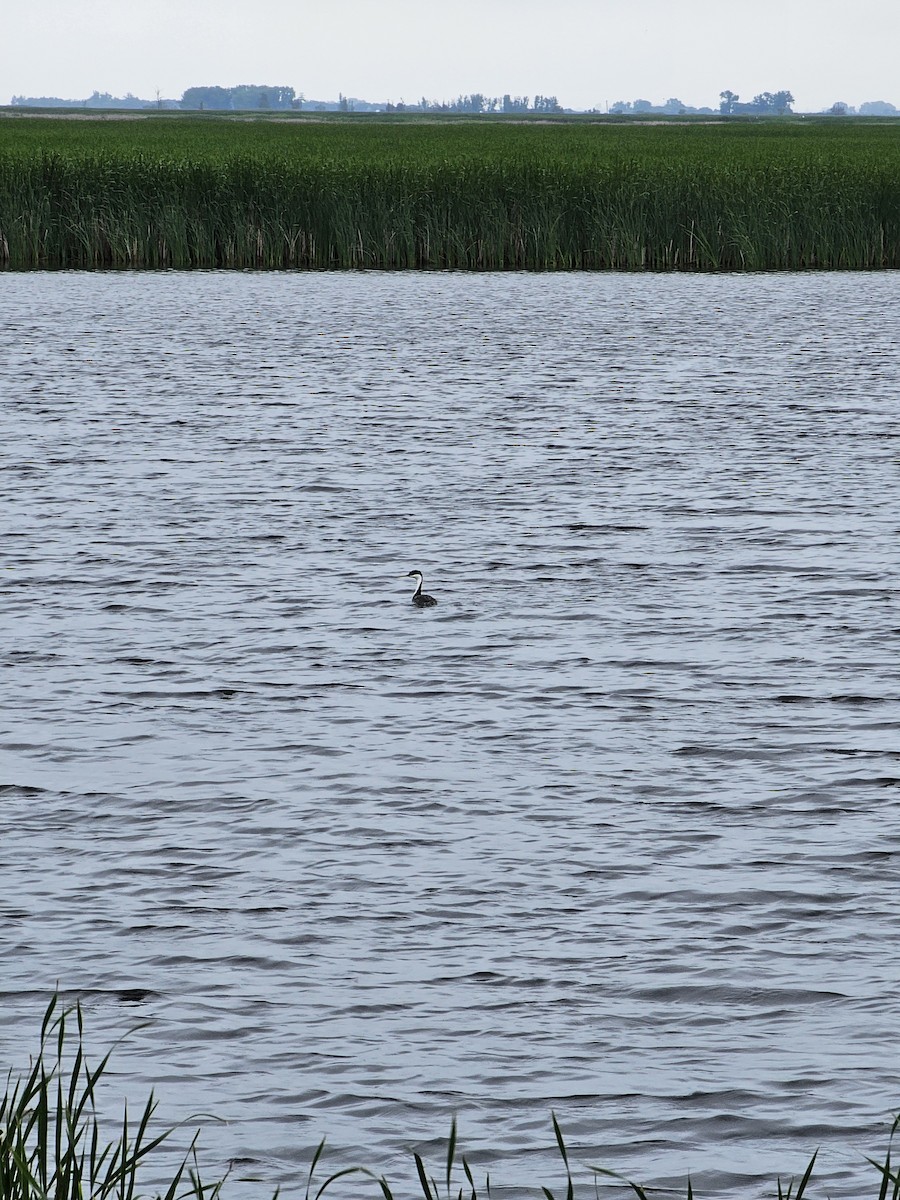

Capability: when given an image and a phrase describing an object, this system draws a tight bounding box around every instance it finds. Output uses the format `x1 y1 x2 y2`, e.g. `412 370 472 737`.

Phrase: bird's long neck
411 575 423 596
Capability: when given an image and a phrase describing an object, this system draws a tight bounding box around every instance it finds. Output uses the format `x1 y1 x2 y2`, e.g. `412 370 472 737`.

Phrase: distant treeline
358 94 563 114
610 98 716 116
8 85 562 113
9 85 900 116
9 90 175 110
612 90 795 116
3 117 900 273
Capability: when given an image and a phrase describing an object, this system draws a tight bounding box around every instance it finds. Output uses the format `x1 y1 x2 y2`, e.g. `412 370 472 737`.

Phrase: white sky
2 0 896 112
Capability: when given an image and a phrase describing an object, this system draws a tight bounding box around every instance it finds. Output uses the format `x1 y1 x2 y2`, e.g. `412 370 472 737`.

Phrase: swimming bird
407 570 438 607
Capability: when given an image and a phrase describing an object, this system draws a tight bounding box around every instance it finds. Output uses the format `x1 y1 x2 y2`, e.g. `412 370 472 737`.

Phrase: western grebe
407 570 437 607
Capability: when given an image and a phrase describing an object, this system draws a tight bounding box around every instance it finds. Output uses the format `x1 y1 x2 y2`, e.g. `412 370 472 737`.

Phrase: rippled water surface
2 271 900 1199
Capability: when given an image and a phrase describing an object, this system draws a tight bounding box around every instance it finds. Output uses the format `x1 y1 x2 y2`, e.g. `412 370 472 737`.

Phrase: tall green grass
1 117 899 270
0 996 224 1200
310 1110 900 1200
3 996 900 1199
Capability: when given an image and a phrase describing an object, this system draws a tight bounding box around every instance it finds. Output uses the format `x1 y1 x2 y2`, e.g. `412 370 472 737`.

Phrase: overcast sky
3 0 897 111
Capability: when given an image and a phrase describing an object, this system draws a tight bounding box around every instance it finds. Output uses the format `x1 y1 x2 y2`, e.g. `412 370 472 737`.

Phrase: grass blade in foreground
0 996 231 1200
4 998 900 1199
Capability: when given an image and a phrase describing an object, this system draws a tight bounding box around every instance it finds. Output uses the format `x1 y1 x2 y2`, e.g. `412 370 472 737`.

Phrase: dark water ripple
2 271 900 1199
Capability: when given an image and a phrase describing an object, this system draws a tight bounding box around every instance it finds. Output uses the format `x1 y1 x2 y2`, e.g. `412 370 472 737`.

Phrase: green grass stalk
0 996 226 1200
1 118 900 270
4 997 900 1199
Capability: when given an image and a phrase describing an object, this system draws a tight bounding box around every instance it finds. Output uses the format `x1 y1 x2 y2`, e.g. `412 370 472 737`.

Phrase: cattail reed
1 116 899 270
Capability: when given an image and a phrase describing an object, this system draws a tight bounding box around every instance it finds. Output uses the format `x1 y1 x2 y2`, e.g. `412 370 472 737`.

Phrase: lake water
2 270 899 1200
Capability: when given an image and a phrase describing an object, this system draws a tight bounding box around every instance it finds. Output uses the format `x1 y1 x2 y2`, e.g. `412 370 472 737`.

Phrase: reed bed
1 117 899 270
3 997 900 1200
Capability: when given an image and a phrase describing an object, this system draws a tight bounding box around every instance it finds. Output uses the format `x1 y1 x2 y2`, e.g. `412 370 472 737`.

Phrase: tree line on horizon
7 85 562 114
183 87 564 114
718 90 794 115
611 90 794 116
7 84 900 117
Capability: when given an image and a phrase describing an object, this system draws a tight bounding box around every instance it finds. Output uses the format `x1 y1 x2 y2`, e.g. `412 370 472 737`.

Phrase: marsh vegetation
1 116 899 270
